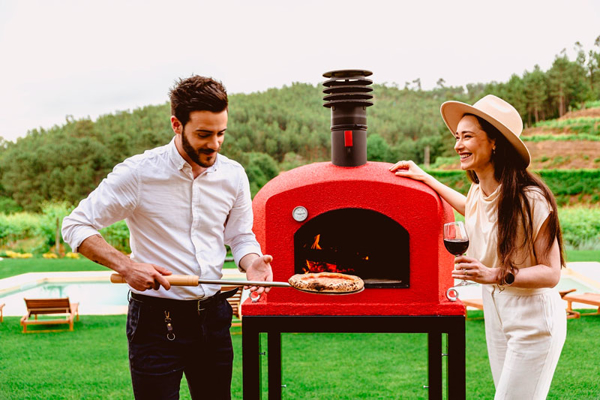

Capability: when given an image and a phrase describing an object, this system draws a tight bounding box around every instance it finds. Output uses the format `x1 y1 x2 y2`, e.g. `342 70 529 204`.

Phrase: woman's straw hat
440 94 530 166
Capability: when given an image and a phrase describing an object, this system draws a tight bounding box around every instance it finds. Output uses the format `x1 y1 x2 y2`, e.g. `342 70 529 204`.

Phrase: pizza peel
110 274 364 295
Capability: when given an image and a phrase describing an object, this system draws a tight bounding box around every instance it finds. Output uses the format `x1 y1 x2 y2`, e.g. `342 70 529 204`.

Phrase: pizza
288 272 364 293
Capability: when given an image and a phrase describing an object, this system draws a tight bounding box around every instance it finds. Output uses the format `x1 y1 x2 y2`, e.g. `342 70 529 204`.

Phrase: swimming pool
0 271 249 316
1 271 597 316
0 280 130 316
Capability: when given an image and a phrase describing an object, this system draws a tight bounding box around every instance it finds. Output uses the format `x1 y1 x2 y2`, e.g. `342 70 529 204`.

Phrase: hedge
429 169 600 207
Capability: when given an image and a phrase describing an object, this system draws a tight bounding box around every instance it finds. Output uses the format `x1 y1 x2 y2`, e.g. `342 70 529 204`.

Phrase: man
62 75 273 399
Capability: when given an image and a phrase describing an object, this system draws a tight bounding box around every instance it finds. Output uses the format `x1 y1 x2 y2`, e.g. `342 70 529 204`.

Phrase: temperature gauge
292 206 308 222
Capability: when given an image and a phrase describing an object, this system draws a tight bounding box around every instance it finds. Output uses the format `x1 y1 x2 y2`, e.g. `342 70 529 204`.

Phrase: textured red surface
244 161 465 316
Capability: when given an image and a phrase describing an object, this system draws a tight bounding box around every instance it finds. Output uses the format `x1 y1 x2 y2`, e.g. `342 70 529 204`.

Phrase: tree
523 65 548 124
367 134 390 162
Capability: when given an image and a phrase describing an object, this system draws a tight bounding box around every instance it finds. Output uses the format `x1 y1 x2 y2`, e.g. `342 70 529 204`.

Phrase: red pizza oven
242 70 465 317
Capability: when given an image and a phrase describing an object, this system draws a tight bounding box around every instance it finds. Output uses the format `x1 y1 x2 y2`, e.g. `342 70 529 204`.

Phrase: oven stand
242 315 465 400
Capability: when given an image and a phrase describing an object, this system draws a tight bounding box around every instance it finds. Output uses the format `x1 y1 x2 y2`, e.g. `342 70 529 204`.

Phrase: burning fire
311 234 322 250
304 234 355 274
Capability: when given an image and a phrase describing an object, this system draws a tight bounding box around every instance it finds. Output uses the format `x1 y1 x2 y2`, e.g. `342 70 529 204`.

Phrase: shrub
533 117 600 136
99 220 131 253
0 212 42 248
429 169 600 206
559 208 600 250
38 201 74 253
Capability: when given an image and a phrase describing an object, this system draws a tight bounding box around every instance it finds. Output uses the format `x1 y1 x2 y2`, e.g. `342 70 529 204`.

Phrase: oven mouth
294 208 409 288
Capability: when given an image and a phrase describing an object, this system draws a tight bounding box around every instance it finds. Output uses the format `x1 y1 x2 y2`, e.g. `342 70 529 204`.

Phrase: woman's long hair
465 114 565 278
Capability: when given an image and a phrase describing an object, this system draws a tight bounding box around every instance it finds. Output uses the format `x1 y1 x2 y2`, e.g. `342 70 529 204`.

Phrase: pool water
0 281 130 316
1 275 596 317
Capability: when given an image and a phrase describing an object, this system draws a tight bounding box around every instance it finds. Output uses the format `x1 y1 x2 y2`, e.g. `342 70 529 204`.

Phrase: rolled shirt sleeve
62 161 138 252
224 171 263 270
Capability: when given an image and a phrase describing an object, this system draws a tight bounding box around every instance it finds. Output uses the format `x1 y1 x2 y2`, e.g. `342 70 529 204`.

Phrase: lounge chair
461 298 483 310
20 297 79 333
0 303 4 323
561 291 600 319
461 289 581 318
222 286 242 327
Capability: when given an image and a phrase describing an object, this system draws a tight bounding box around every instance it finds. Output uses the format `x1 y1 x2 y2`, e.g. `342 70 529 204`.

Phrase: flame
311 234 322 250
302 233 355 274
303 260 354 274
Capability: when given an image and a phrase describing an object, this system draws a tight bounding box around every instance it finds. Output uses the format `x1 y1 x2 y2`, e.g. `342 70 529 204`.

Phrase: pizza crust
288 272 364 293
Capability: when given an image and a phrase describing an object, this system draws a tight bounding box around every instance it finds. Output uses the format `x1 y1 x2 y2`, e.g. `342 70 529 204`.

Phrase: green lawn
0 249 596 282
0 313 598 399
0 257 238 280
565 249 600 263
1 256 599 398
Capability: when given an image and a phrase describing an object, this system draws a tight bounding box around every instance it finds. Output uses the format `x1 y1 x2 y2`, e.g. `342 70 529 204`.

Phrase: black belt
130 287 239 313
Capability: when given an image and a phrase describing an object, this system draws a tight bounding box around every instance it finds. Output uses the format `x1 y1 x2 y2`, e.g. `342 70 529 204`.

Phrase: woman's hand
389 160 430 182
452 255 500 285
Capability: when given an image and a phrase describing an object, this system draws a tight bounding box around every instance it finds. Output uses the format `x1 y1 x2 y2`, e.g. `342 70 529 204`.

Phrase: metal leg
268 331 282 400
447 318 466 399
242 315 466 399
428 332 443 400
242 318 262 400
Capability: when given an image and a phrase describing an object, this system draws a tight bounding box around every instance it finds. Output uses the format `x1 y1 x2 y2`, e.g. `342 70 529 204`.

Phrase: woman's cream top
464 183 552 271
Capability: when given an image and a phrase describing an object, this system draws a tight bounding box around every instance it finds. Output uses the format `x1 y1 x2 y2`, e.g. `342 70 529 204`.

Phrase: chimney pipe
323 69 373 167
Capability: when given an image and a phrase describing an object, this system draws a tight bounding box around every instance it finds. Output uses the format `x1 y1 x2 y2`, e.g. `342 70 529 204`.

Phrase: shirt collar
168 137 220 173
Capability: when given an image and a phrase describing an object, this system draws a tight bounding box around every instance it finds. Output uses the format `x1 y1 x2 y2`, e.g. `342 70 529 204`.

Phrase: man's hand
242 254 274 294
120 262 173 291
77 235 172 291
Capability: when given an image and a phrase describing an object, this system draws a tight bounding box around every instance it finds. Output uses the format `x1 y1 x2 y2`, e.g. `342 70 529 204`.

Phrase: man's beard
181 132 220 168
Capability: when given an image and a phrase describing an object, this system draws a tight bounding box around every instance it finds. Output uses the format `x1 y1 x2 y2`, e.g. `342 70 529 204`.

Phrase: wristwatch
501 271 515 286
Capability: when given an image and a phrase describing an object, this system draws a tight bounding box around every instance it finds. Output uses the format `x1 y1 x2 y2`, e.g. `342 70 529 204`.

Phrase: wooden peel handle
110 274 199 286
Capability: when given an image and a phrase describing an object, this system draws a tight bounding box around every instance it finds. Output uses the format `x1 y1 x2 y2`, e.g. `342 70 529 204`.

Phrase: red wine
444 239 469 256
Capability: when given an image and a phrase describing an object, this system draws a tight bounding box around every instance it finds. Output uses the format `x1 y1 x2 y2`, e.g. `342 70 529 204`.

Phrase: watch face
292 206 308 222
505 272 515 285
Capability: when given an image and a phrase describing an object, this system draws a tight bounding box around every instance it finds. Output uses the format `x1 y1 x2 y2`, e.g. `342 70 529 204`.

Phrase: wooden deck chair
460 298 484 320
222 286 243 327
0 303 4 323
461 298 483 310
558 289 579 319
561 291 600 319
20 297 79 333
460 289 580 319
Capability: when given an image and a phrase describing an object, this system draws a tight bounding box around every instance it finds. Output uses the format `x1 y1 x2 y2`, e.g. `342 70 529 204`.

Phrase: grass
0 313 599 399
0 258 238 280
1 257 599 398
566 250 600 262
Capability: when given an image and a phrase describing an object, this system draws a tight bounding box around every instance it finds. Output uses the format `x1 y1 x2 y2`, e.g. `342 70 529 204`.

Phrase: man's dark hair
169 75 228 127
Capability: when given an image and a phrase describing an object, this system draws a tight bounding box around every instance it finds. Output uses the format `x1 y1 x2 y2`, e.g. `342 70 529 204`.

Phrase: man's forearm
239 253 260 272
78 234 133 275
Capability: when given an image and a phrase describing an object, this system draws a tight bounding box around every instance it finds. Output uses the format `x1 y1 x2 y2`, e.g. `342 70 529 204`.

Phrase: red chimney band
344 130 353 147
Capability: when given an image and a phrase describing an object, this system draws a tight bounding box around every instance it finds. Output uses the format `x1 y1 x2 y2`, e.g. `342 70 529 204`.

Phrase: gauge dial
292 206 308 222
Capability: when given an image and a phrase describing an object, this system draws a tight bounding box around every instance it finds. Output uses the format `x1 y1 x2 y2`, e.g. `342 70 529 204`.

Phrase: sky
1 0 599 143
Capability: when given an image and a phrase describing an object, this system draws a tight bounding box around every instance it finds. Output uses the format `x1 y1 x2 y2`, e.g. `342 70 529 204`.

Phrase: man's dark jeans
127 293 234 399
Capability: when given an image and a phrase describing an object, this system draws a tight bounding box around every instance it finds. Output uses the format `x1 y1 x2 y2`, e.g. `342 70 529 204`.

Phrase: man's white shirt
62 138 262 300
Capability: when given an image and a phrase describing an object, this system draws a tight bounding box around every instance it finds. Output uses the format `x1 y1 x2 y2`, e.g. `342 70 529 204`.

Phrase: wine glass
443 221 475 287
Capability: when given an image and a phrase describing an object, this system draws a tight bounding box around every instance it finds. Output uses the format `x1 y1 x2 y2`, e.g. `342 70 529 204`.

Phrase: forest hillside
1 38 599 212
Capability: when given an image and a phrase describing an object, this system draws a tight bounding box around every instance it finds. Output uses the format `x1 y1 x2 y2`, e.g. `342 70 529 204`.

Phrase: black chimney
323 69 374 167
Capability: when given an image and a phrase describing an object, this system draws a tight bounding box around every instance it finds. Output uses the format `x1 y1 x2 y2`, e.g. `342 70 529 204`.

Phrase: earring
492 148 496 155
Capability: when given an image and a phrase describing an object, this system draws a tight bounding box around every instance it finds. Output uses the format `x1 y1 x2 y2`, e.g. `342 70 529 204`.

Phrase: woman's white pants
482 285 567 400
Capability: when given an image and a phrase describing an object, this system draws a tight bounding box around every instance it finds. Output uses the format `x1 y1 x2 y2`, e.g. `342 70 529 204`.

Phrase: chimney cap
323 69 372 78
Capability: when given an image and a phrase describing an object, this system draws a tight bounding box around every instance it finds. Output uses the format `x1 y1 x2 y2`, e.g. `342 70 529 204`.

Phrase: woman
390 95 566 399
